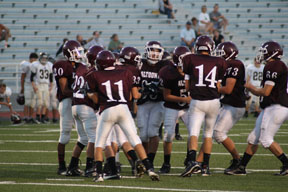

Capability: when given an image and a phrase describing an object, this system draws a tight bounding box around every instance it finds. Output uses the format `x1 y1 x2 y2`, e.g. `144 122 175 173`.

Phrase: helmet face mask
67 46 85 63
63 40 85 63
119 46 141 67
39 52 48 65
257 41 283 62
145 41 164 64
195 35 215 55
215 42 238 61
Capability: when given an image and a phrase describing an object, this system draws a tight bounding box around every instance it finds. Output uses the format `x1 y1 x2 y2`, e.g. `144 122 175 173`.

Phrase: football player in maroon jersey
181 35 226 176
212 42 246 174
232 41 288 176
137 41 171 168
86 50 159 182
53 40 86 175
158 46 191 174
67 46 102 177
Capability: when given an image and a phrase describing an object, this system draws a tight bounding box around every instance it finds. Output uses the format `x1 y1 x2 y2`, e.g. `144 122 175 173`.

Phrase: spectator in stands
213 29 224 47
180 21 196 52
198 5 214 34
209 4 229 34
0 24 11 48
85 31 105 49
108 34 123 53
0 83 14 114
55 38 68 58
191 17 202 37
76 34 90 46
159 0 175 19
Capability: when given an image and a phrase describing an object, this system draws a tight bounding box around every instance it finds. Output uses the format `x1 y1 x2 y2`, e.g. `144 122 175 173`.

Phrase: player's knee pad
59 131 71 145
25 98 32 106
247 130 260 145
77 141 86 150
52 100 58 109
213 130 227 143
260 137 273 149
163 129 175 142
148 125 159 138
203 129 213 138
78 136 88 146
129 136 142 148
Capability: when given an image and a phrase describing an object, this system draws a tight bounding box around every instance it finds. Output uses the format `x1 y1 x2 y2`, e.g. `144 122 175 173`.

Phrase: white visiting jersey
48 62 56 86
31 61 53 84
0 87 12 102
20 60 33 84
246 64 265 87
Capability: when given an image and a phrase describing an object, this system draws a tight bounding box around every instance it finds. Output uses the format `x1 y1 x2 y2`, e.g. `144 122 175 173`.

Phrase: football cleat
93 173 104 182
175 134 183 141
84 167 96 177
136 160 146 178
275 166 288 176
66 167 84 176
30 118 41 124
201 165 211 176
181 161 201 177
231 165 247 175
224 159 241 175
158 163 171 174
57 162 67 176
148 169 160 181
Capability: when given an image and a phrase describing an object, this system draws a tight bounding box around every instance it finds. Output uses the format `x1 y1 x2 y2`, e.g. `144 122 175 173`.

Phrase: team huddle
19 35 288 182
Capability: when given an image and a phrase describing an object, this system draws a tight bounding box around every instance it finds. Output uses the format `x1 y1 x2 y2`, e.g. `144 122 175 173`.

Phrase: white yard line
0 181 249 192
46 178 84 181
0 150 276 156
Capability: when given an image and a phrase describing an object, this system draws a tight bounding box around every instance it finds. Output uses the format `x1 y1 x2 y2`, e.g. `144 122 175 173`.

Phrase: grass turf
0 117 287 192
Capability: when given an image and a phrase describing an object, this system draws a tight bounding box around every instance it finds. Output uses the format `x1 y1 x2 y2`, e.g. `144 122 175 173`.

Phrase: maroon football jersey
159 63 189 110
137 59 169 104
116 64 141 87
182 54 227 100
260 60 288 109
72 63 98 110
221 59 246 108
85 67 133 114
53 60 74 102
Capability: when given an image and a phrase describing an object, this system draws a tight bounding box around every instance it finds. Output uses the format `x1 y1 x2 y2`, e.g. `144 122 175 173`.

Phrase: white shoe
148 170 160 181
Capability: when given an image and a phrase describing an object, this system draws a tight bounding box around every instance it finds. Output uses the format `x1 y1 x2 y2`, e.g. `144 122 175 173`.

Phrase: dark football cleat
116 162 121 173
52 118 58 123
148 169 160 181
136 160 146 178
224 158 241 175
84 167 96 177
158 163 171 174
175 134 183 141
180 161 201 177
93 173 104 182
30 118 41 124
275 166 288 176
231 165 247 175
103 162 111 175
66 167 84 176
57 162 67 176
201 165 211 176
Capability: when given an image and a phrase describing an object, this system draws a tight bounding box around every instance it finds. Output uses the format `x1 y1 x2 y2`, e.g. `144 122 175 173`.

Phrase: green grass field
0 117 287 192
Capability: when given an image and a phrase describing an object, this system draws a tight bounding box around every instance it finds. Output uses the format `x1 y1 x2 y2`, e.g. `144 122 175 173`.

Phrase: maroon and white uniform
137 59 168 142
53 60 75 144
213 59 246 143
159 63 189 142
248 60 288 148
72 63 97 146
182 54 226 138
86 67 141 148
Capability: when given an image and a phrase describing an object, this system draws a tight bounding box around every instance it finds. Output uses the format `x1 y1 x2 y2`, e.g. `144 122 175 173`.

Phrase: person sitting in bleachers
191 17 202 37
180 21 196 52
159 0 175 19
198 5 214 34
212 29 224 47
209 4 229 34
0 24 11 48
85 31 106 49
108 34 123 53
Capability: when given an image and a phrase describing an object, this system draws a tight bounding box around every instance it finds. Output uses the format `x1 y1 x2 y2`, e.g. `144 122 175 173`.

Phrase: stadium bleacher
0 0 288 93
